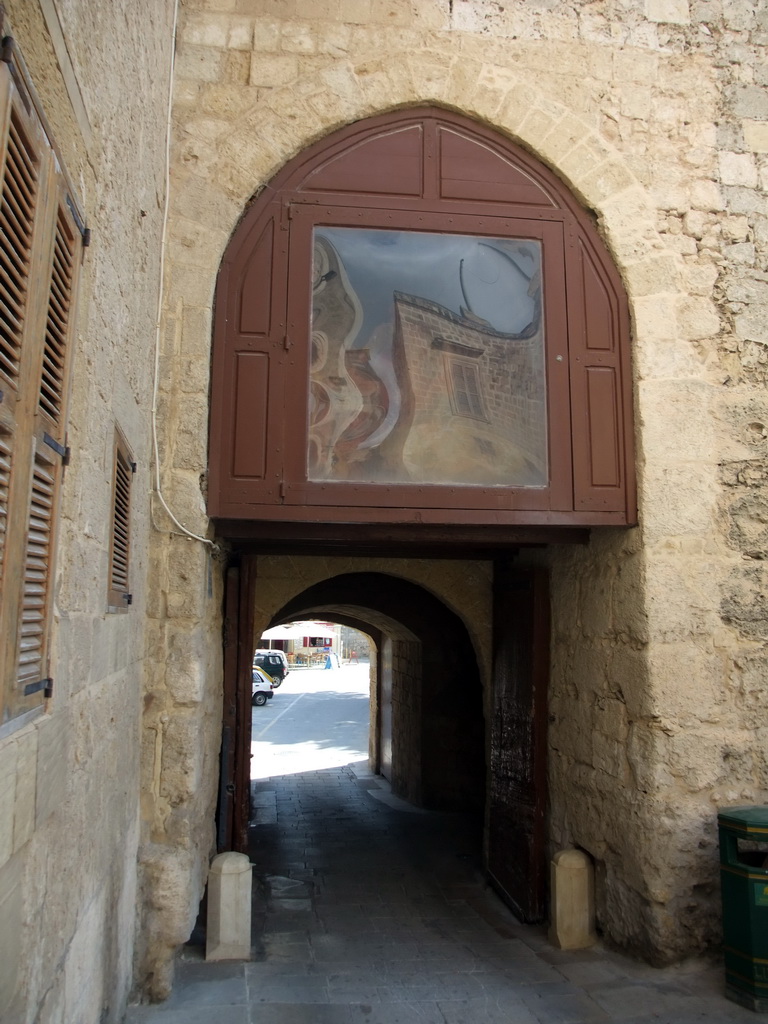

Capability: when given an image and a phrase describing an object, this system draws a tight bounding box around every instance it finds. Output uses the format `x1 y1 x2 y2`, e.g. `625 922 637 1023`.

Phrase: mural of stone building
1 1 768 1022
393 291 547 487
309 229 547 486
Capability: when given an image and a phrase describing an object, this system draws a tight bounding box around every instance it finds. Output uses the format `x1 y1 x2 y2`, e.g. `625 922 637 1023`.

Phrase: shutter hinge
280 202 294 229
123 593 133 606
279 481 286 500
131 462 137 474
44 433 70 464
1 36 14 64
65 194 89 242
283 335 292 351
23 677 52 697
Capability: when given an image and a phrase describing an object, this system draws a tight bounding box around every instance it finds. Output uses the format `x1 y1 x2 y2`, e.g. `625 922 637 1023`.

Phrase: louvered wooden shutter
17 450 55 694
0 76 40 605
0 54 83 720
108 434 133 607
0 94 41 590
40 204 77 427
0 103 41 385
15 190 82 698
0 428 10 583
0 68 53 717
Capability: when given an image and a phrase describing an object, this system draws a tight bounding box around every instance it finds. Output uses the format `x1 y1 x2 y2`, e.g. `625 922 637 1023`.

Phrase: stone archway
271 571 486 815
140 19 713 996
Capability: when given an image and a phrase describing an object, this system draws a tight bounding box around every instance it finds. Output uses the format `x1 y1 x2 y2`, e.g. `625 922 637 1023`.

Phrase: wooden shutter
0 102 39 387
0 427 10 583
208 203 289 515
0 66 54 719
14 191 81 699
568 235 633 515
0 77 40 606
39 203 77 429
17 450 55 694
108 432 133 608
0 53 84 720
0 83 44 602
0 111 35 380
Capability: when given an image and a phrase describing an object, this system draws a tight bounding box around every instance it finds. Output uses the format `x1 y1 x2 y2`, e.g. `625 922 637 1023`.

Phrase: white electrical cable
150 0 216 550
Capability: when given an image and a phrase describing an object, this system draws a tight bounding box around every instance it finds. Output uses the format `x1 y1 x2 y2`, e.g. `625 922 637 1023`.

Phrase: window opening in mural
309 228 547 488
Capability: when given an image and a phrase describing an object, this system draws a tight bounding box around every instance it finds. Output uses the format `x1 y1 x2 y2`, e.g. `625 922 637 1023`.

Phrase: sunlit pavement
127 667 754 1024
251 664 370 780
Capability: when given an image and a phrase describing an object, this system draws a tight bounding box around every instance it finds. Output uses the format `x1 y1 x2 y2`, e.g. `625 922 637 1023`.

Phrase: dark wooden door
487 561 550 921
218 560 256 853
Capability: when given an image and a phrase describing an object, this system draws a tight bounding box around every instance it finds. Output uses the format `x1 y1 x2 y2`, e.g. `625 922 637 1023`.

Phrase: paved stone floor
126 761 757 1024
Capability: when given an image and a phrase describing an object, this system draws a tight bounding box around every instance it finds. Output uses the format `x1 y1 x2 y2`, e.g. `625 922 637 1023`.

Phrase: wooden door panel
218 566 239 851
209 204 289 514
438 126 557 207
488 562 549 922
238 220 275 334
569 236 632 513
218 560 256 853
233 555 256 851
232 352 270 478
585 367 620 488
303 124 424 196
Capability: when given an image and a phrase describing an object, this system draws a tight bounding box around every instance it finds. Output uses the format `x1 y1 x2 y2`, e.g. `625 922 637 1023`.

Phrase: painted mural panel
308 228 547 487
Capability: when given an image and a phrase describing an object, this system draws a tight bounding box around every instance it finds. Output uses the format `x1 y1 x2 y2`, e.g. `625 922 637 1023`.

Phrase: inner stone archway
269 572 486 815
204 105 641 958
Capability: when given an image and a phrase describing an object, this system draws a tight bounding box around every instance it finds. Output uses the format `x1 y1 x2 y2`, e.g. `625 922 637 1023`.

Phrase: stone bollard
548 848 597 950
206 852 252 961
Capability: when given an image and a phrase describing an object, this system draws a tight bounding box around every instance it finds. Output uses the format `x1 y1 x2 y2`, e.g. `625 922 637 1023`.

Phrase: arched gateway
209 108 634 925
209 107 635 535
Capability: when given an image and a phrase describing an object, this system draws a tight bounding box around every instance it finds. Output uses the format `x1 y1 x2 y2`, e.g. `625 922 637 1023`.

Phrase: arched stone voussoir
599 185 667 269
192 51 661 288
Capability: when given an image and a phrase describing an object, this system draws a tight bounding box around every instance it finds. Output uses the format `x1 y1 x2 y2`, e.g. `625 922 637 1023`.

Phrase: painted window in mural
308 228 547 488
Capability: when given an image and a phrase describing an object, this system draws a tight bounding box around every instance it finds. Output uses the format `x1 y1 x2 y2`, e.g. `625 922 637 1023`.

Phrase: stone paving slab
125 764 760 1024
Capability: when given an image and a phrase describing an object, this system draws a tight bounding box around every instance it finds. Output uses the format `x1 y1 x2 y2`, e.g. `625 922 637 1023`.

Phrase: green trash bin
718 806 768 1012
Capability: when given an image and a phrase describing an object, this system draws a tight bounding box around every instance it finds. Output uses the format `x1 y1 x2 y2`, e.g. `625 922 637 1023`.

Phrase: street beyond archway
251 664 370 780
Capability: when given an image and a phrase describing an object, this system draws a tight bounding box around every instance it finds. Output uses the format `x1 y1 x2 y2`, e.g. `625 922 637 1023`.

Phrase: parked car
254 650 289 687
252 666 275 707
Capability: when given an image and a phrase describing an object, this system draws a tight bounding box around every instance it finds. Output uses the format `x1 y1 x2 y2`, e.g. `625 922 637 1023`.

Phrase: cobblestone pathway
126 761 755 1024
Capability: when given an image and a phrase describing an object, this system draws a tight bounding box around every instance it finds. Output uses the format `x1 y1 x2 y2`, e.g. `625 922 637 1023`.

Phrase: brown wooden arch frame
209 108 636 535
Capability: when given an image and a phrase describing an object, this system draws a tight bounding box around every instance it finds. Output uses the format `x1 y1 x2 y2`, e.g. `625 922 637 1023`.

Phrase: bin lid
718 805 768 832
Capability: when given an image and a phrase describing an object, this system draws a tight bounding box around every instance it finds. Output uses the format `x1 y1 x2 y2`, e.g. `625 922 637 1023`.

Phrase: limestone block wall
518 1 768 962
140 0 768 990
0 2 174 1022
